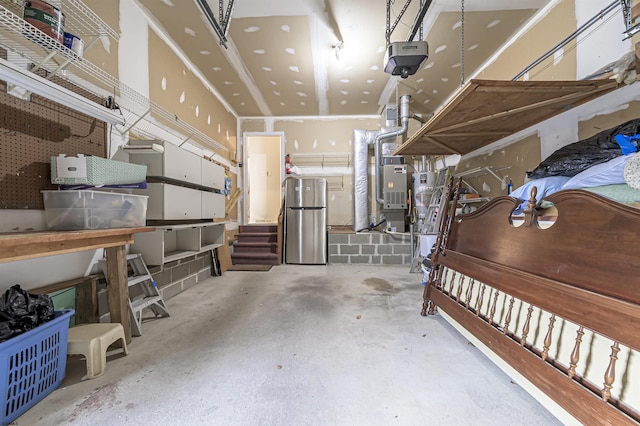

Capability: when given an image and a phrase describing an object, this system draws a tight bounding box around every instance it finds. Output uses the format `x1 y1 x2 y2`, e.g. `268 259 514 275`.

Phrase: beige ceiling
137 0 554 118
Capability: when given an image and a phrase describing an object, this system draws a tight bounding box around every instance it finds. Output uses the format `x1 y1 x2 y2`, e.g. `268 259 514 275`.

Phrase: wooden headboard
424 179 640 424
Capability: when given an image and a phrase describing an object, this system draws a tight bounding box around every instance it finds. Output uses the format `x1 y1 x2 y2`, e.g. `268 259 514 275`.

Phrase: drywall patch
160 0 174 5
435 45 446 54
482 182 491 193
340 90 348 95
200 50 211 55
297 92 307 97
424 62 434 70
281 25 290 32
99 36 111 54
487 20 500 28
294 139 299 150
254 49 265 54
179 91 185 103
367 79 374 84
262 67 272 71
294 80 303 85
289 66 299 72
441 77 449 82
329 139 337 146
452 21 461 30
340 100 347 105
285 48 296 55
340 79 349 83
212 66 221 71
370 65 379 71
468 44 478 51
184 27 196 36
269 80 277 85
273 91 281 96
207 114 211 125
312 139 318 149
553 48 564 65
244 26 260 33
377 46 385 53
161 77 167 90
195 105 199 117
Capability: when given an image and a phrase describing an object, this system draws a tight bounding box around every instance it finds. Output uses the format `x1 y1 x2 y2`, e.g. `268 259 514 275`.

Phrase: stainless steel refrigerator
285 177 327 264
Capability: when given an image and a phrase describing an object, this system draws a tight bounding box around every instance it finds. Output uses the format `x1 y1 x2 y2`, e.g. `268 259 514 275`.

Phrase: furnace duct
374 94 410 205
353 129 379 232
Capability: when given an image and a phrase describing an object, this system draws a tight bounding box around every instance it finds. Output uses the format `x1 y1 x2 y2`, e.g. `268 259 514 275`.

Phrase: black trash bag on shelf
526 118 640 179
0 285 55 343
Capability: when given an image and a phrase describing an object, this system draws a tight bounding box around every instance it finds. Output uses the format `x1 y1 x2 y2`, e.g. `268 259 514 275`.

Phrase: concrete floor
19 265 561 425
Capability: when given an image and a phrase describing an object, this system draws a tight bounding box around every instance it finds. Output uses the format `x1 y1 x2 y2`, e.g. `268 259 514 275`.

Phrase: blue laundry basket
0 309 74 424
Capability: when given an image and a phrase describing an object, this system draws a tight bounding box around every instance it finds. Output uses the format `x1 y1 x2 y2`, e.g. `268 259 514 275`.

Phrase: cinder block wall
328 232 411 264
97 252 214 322
150 253 214 300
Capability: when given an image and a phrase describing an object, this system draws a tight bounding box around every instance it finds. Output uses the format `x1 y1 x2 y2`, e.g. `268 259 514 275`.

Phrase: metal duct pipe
353 129 379 232
375 94 411 205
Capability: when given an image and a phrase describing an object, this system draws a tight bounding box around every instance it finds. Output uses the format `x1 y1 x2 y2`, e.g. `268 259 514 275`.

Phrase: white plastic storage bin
50 154 147 185
42 190 148 230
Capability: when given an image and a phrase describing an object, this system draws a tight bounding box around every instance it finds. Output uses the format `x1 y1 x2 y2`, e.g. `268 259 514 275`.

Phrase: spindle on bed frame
422 178 640 424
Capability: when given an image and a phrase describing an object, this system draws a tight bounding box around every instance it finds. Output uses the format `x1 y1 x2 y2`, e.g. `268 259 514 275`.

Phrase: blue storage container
0 309 74 424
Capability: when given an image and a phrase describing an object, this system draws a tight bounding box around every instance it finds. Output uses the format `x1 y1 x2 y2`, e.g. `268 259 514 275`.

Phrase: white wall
575 2 631 80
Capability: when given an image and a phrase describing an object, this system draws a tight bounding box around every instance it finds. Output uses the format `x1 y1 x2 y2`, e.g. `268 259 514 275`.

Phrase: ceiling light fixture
0 57 125 126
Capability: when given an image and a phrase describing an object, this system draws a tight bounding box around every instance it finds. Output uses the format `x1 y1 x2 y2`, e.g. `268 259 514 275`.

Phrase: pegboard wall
0 80 107 210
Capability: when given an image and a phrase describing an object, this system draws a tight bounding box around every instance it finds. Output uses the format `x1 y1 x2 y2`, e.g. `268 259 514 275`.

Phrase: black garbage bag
0 285 55 343
526 118 640 179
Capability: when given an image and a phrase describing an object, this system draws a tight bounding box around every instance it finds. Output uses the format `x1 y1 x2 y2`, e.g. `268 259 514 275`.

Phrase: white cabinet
202 158 225 191
128 140 202 186
138 183 201 220
131 222 225 265
202 191 225 219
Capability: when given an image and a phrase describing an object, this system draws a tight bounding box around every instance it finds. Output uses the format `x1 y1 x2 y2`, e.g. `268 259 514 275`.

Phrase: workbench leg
105 245 132 343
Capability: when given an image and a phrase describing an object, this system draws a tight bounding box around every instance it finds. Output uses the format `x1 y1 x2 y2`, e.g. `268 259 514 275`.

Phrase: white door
244 133 284 224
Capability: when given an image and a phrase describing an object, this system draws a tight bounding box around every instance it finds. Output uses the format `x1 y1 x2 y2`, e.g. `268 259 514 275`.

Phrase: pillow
624 152 640 190
510 176 571 211
562 154 634 190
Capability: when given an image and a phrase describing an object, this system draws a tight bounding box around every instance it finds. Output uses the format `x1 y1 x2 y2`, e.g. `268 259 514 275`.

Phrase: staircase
230 225 280 265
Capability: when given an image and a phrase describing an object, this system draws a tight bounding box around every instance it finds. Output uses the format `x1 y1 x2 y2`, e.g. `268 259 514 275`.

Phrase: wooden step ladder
99 253 170 336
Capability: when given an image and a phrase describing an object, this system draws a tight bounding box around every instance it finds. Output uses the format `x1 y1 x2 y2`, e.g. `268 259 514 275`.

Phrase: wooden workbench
0 227 154 343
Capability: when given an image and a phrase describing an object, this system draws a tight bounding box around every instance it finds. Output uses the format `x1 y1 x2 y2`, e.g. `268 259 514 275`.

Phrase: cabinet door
163 142 202 185
143 183 201 220
201 159 225 191
201 191 225 218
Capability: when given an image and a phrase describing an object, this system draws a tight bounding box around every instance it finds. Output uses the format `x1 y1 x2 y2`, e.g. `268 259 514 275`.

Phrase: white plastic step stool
67 323 128 379
99 253 170 336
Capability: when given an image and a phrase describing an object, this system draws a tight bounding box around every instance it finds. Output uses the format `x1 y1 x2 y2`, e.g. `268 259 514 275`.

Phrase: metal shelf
0 1 228 153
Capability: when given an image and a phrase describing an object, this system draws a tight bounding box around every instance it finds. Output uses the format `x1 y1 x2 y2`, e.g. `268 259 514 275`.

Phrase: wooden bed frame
423 178 640 424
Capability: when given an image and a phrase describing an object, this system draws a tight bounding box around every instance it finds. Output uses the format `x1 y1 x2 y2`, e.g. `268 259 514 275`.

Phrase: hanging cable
460 0 465 86
419 0 424 41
